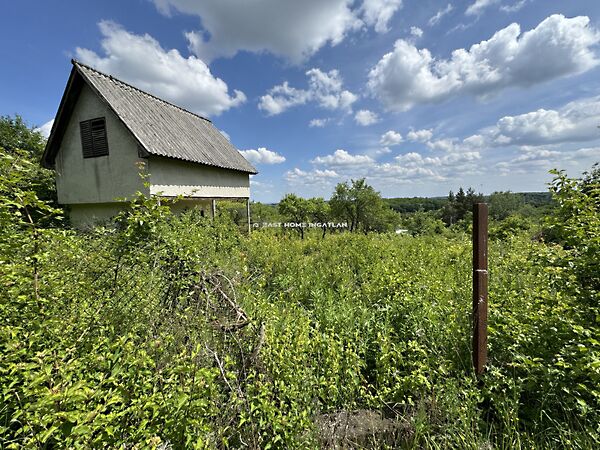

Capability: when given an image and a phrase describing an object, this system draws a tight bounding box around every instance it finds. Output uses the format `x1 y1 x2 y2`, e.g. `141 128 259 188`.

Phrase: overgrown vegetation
1 117 598 448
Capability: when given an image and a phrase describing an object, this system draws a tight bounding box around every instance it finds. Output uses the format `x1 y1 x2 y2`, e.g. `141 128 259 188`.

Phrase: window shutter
90 118 108 156
80 117 109 158
80 120 94 157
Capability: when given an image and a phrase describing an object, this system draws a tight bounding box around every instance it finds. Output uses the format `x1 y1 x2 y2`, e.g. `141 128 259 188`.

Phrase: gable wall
54 83 148 204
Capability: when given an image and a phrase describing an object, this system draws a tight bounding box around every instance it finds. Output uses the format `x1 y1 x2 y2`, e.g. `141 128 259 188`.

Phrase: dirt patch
316 409 413 449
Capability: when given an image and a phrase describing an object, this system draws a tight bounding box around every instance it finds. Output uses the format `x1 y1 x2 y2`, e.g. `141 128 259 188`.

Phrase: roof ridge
71 59 212 124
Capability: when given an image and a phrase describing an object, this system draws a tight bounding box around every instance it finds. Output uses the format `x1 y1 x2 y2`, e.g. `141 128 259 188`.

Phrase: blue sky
2 0 600 202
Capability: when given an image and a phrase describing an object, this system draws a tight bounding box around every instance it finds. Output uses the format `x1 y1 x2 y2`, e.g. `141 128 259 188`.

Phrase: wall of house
148 157 250 199
54 83 148 205
69 199 214 228
68 203 125 229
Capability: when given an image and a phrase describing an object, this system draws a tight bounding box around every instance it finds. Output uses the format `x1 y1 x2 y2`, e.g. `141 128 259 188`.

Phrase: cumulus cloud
75 21 245 117
410 26 423 38
312 149 374 166
465 0 500 17
428 4 453 26
240 147 286 165
496 145 600 174
361 0 404 33
368 15 600 111
469 96 600 147
302 144 481 185
259 68 357 115
396 150 481 167
426 138 459 152
407 128 433 142
380 130 403 146
285 167 340 185
35 119 54 138
354 109 379 126
154 0 402 64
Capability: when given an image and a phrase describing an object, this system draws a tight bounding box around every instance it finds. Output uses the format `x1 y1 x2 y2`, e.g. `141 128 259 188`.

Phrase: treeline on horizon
242 185 555 239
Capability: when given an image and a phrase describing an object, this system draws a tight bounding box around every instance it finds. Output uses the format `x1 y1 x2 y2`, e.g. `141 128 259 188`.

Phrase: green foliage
1 164 599 448
545 165 599 304
385 196 447 214
489 191 525 220
404 210 447 236
0 115 57 207
330 178 399 233
250 201 281 224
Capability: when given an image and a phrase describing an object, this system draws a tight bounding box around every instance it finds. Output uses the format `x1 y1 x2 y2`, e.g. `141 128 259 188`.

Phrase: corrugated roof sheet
72 60 257 174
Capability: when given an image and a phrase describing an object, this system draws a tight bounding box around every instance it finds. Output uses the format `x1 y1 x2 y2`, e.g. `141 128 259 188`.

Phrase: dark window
80 117 109 158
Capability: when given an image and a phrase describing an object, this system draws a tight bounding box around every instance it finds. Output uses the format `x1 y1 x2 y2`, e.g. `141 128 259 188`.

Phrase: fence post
247 198 251 234
473 203 488 376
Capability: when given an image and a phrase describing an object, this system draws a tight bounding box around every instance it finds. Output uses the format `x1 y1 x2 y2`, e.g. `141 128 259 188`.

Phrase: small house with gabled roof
42 60 257 227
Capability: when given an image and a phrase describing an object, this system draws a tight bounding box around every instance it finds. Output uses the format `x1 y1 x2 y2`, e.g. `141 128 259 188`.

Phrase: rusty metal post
247 198 251 234
473 203 488 376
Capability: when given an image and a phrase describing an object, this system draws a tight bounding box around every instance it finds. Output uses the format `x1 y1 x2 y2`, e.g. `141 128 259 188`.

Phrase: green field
1 119 599 448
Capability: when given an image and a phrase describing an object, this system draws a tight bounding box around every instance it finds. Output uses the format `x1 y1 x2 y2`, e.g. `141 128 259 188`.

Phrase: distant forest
384 191 553 214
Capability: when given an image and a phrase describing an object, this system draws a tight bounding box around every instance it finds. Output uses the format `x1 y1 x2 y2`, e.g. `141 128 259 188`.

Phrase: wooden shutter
80 117 109 158
80 120 94 157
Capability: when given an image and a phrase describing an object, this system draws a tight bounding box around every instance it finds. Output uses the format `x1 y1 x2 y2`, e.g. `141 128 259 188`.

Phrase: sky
2 0 600 202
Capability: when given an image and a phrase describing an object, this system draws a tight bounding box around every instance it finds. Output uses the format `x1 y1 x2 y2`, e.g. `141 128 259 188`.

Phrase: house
41 59 257 228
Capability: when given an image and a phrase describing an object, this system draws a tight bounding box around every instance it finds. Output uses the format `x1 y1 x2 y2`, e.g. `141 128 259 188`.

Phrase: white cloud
410 26 423 38
259 68 357 115
368 15 600 111
466 0 500 17
258 82 311 115
361 0 404 33
240 147 286 165
500 0 529 13
312 149 374 166
309 118 330 128
396 150 481 167
285 167 340 185
573 146 600 158
426 138 458 152
354 109 379 126
407 128 433 142
496 145 600 174
167 0 361 64
154 0 402 64
35 119 54 138
75 21 245 117
471 96 600 147
428 4 453 26
380 130 403 146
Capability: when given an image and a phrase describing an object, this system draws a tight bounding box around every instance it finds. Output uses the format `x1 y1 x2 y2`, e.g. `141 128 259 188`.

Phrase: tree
330 178 398 233
488 191 524 221
251 201 281 223
547 165 599 303
0 115 47 158
307 197 330 238
278 193 313 239
442 190 458 225
0 115 58 219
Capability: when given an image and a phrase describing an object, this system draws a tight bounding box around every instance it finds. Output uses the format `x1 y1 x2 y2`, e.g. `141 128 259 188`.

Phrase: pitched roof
42 60 257 174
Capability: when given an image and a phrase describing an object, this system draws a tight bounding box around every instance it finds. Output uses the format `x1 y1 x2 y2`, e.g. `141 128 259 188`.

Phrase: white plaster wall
54 83 148 204
69 203 125 229
148 157 250 198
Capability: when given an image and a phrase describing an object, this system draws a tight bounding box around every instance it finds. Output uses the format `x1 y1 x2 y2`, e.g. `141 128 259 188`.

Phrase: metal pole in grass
473 203 488 376
247 198 251 234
